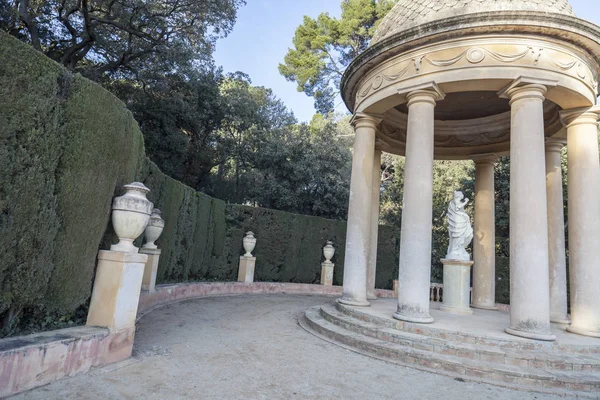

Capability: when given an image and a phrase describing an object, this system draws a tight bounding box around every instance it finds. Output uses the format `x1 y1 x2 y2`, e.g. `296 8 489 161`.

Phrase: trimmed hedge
0 31 510 336
0 31 401 335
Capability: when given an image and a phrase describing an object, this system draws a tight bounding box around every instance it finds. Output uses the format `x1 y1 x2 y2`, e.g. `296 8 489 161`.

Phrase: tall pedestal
238 256 256 284
440 259 474 315
87 250 147 331
321 262 335 286
140 248 161 293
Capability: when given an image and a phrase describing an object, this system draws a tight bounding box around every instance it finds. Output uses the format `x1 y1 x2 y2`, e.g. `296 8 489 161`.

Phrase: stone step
336 302 600 355
320 303 600 372
301 306 600 397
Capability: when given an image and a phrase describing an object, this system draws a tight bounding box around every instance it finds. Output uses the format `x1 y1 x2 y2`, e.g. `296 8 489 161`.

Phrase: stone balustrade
430 283 473 304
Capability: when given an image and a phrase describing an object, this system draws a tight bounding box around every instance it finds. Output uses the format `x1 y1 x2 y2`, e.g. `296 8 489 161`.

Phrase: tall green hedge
0 31 401 335
0 31 509 336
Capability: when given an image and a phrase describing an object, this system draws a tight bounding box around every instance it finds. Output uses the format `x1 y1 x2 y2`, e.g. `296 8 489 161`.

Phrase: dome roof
371 0 576 46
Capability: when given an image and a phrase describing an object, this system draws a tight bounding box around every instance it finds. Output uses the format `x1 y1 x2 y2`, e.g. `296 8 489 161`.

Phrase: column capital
545 138 567 153
559 106 600 128
498 76 558 105
398 81 445 107
471 153 498 166
350 112 384 129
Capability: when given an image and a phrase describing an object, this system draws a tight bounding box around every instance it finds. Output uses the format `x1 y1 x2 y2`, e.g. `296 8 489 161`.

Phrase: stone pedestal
237 256 256 284
440 259 474 315
321 262 335 286
87 250 147 331
140 248 161 293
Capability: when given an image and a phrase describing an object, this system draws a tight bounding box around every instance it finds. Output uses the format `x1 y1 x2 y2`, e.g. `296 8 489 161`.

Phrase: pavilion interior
376 90 564 159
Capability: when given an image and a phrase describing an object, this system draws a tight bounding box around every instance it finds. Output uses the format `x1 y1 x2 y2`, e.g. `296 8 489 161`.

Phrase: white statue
446 191 474 261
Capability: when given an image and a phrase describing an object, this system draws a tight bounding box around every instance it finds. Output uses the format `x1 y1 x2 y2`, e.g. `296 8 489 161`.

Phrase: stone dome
371 0 576 46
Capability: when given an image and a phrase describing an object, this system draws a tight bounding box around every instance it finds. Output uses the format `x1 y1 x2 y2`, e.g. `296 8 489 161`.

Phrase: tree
1 0 245 82
279 0 396 114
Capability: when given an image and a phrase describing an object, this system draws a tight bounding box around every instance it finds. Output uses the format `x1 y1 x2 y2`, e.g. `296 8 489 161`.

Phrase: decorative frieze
356 37 597 106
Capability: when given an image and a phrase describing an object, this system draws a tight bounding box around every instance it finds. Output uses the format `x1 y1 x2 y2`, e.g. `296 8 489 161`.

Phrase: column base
566 325 600 338
505 327 556 342
367 292 378 301
337 297 370 307
550 316 571 325
393 311 434 324
472 303 498 311
439 305 473 316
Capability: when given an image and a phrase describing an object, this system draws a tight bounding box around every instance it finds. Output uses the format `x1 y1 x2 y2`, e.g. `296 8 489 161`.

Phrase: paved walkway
14 295 562 399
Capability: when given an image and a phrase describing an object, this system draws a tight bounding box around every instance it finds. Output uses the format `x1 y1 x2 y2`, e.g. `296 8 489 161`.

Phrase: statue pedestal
237 256 256 283
321 262 334 286
440 259 474 315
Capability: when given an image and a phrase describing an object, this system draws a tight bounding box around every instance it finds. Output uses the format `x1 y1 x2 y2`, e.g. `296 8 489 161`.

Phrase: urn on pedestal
110 182 154 253
321 241 336 286
323 241 335 264
243 231 257 257
143 209 165 250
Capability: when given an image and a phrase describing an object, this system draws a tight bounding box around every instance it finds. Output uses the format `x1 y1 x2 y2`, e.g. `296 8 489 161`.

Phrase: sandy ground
13 295 562 400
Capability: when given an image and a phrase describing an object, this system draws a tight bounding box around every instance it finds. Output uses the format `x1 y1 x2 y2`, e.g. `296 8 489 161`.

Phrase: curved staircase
300 301 600 398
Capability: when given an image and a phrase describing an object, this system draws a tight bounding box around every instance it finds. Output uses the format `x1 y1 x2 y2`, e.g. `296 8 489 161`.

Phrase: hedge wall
0 32 145 328
0 31 509 336
0 31 401 335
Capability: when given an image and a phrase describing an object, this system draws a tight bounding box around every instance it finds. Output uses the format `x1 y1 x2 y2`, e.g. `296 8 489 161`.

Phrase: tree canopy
279 0 396 114
2 0 245 81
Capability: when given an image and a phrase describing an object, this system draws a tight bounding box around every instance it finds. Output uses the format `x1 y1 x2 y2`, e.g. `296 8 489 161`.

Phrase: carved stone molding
356 36 598 106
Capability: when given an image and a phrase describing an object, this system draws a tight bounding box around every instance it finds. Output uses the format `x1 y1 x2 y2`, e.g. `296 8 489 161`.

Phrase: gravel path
13 295 561 400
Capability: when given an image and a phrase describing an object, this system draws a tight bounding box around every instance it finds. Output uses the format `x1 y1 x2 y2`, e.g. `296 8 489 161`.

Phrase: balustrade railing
429 283 472 304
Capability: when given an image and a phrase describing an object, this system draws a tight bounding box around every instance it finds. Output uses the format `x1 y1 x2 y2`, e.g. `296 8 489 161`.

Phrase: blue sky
214 0 600 122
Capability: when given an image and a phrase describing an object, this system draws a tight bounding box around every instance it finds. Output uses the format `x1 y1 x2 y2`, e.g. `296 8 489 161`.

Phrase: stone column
503 84 555 341
471 155 497 310
545 139 570 324
394 89 440 324
561 109 600 338
339 113 381 307
366 150 382 300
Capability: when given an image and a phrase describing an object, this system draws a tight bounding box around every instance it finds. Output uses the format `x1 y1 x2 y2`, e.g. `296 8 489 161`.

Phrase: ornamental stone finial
446 191 474 261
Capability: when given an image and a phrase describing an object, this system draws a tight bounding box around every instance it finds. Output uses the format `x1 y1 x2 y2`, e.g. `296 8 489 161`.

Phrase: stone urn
243 231 257 257
323 241 335 264
143 209 165 250
110 182 154 253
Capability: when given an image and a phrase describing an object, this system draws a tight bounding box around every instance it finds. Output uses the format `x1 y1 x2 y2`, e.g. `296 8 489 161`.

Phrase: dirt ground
13 295 562 400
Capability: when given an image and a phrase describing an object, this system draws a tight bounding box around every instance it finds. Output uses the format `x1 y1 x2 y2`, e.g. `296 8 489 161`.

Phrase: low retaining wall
137 282 397 317
0 282 436 398
0 326 134 397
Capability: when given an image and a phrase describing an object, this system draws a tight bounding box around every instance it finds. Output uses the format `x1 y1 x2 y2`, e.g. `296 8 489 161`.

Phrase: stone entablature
356 35 597 114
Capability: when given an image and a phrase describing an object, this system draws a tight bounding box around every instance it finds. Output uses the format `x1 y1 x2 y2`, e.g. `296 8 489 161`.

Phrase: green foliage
0 32 394 337
0 31 146 334
279 0 397 113
380 156 474 282
2 0 245 81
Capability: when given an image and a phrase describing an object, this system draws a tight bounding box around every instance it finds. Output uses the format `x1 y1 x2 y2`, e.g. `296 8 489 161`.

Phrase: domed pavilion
338 0 600 340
